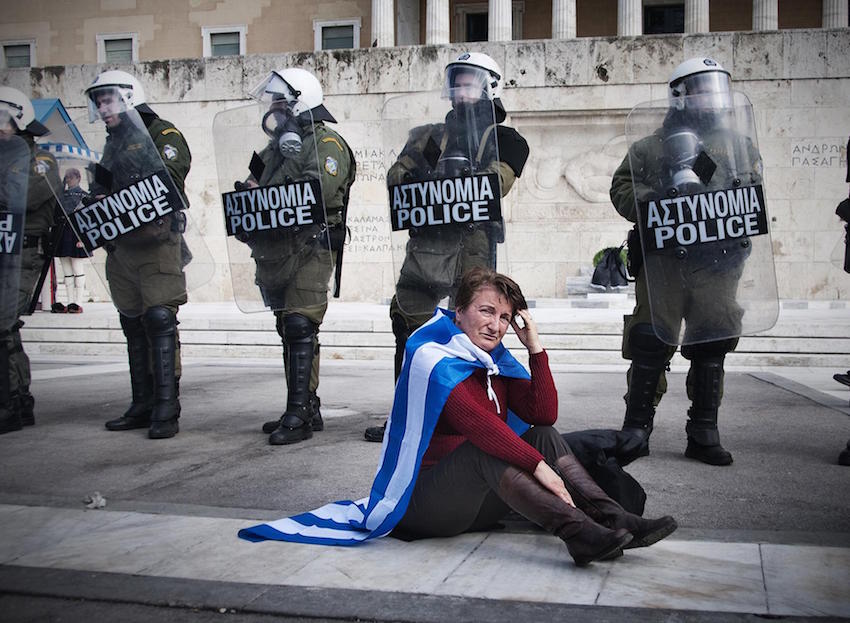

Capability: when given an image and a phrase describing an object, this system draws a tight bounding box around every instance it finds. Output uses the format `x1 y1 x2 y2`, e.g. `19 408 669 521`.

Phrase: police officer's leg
0 338 22 434
364 294 433 443
105 314 153 430
622 322 671 444
681 338 738 466
269 312 317 445
14 246 42 427
839 440 850 466
142 306 180 439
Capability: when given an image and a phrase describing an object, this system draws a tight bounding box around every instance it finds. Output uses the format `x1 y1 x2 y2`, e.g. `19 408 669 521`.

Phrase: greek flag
238 308 531 546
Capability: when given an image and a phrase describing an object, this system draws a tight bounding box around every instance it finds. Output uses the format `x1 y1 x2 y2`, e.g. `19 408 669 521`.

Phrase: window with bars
210 31 240 56
104 38 133 63
3 44 31 68
313 19 360 51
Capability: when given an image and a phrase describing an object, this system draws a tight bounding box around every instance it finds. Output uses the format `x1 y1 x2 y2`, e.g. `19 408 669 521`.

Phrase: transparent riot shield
624 91 778 345
382 89 505 318
0 135 30 331
47 109 214 317
212 104 331 313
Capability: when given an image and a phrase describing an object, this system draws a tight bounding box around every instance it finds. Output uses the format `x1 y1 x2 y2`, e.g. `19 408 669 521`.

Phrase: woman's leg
521 426 678 549
396 439 632 566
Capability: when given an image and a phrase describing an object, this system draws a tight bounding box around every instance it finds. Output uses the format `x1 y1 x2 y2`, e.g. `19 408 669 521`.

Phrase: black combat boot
621 323 669 454
0 342 22 435
497 467 633 567
143 307 180 439
18 389 35 427
684 357 733 466
365 313 410 443
555 454 677 549
106 314 154 431
269 314 316 445
621 361 666 443
839 440 850 466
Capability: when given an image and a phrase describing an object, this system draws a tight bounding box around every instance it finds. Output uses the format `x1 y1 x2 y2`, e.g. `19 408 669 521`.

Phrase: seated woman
239 267 676 566
393 267 676 565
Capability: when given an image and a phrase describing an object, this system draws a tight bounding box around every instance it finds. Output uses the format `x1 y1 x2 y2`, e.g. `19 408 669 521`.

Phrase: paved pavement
2 305 850 621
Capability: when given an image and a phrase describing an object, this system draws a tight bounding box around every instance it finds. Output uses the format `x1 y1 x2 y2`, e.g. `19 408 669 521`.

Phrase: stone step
19 302 849 368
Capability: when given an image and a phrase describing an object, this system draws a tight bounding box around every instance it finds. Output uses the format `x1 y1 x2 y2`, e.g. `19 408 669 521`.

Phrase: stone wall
3 29 849 302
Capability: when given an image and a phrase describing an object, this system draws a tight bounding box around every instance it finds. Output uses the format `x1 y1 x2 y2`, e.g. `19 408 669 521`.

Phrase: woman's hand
533 460 575 507
511 309 542 355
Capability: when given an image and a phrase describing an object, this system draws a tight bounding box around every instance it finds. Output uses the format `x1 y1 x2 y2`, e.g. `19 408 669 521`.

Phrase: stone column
552 0 576 38
684 0 710 33
371 0 394 47
489 0 512 41
618 0 642 36
823 0 849 28
426 0 450 44
752 0 778 31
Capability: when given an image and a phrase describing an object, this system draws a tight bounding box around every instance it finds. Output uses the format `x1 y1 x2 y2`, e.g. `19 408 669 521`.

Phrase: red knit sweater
420 350 558 473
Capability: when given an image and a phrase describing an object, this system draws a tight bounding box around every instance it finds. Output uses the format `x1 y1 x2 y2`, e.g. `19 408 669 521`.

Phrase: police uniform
389 111 528 377
251 120 355 442
101 109 191 438
610 115 762 465
1 137 60 429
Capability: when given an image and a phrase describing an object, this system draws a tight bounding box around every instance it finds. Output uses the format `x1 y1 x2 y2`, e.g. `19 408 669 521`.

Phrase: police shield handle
390 172 501 232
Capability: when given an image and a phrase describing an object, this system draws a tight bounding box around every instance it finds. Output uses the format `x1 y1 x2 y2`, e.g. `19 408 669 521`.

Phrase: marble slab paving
2 504 850 618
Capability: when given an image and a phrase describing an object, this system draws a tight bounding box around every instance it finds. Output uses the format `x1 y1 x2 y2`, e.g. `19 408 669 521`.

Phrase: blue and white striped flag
238 307 531 546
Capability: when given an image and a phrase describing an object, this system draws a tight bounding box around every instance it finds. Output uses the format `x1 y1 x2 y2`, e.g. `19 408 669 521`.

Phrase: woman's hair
454 267 527 316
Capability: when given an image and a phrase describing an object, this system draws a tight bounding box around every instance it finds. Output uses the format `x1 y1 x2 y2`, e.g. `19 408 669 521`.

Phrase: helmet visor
87 86 131 124
443 66 490 104
676 71 732 110
248 72 297 105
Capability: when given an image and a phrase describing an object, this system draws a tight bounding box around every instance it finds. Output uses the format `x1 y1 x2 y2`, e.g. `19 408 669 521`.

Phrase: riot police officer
86 71 192 439
364 52 529 442
610 58 768 466
0 87 60 434
237 69 355 445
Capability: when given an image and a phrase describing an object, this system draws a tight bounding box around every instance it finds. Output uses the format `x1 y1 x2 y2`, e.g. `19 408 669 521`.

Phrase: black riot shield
0 135 30 331
213 104 331 314
383 89 505 318
624 91 778 345
51 109 214 317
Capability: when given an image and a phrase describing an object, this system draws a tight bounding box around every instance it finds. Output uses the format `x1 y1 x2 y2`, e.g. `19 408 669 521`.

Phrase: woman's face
454 285 513 352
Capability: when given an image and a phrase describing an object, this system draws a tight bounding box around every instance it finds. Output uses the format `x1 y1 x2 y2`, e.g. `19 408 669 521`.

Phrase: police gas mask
261 100 303 157
663 126 717 195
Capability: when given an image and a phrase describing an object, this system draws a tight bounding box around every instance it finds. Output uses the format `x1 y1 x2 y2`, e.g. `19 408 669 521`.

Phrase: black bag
591 245 629 290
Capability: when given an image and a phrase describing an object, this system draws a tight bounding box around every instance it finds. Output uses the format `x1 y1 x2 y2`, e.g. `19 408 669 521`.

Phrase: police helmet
248 68 336 123
668 57 732 111
0 86 48 136
444 52 503 101
84 70 147 123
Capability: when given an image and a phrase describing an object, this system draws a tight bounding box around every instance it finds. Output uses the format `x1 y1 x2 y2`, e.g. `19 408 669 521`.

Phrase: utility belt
409 221 495 239
21 235 43 250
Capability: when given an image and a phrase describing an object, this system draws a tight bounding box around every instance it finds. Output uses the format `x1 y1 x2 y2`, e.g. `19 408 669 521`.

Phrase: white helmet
668 57 732 111
84 70 146 123
0 86 48 136
444 52 503 100
248 68 336 123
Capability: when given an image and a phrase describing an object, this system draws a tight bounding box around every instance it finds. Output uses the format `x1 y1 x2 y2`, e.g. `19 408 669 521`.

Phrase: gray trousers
395 426 572 539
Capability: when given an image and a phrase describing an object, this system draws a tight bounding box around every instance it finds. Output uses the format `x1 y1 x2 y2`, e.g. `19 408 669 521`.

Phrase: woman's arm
442 380 546 474
506 310 557 425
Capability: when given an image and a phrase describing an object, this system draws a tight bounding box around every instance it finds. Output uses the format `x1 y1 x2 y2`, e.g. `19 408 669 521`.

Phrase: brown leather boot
497 467 632 567
555 454 677 549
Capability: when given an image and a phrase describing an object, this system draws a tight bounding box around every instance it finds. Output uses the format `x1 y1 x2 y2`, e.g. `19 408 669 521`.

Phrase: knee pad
282 313 316 345
141 306 177 337
682 338 736 361
628 323 668 364
119 313 146 339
